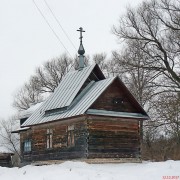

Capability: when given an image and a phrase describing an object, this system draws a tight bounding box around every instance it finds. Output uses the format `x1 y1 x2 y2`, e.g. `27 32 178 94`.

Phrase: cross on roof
77 27 85 44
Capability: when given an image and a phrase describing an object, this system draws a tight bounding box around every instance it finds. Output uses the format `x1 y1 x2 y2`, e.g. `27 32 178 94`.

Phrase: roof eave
86 109 149 120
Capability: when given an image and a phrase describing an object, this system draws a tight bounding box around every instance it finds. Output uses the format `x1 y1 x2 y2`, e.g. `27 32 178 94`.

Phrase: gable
90 77 147 115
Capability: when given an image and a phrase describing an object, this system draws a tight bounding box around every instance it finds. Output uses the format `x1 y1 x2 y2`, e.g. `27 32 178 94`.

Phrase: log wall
0 153 12 167
20 115 142 162
20 117 88 163
87 115 141 159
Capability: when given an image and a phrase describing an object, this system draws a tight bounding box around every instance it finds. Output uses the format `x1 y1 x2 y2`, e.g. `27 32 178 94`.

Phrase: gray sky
0 0 143 119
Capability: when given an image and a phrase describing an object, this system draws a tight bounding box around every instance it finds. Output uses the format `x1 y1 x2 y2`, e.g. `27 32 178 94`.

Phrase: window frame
67 125 75 147
24 139 31 152
46 128 53 149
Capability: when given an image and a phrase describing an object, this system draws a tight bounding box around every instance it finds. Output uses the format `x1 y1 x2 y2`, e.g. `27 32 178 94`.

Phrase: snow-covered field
0 160 180 180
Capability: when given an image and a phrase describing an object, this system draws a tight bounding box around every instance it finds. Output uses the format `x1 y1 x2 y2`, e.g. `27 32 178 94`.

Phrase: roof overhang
11 127 31 133
86 109 149 120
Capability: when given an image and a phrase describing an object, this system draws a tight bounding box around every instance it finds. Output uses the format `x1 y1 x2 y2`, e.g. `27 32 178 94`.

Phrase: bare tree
112 41 159 143
0 116 21 164
153 92 180 143
111 0 180 160
112 41 158 108
113 0 180 90
92 52 122 78
13 54 73 111
13 81 43 110
92 53 107 70
32 53 73 94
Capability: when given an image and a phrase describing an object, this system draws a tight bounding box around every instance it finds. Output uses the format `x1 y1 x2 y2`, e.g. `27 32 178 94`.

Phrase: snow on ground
0 160 180 180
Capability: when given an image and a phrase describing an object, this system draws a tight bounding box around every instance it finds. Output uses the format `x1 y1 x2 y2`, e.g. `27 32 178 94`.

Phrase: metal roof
86 109 149 119
22 77 116 126
21 65 149 127
43 64 96 111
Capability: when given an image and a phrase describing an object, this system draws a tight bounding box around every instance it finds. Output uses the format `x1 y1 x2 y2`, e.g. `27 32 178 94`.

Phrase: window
67 125 75 147
47 128 53 149
24 140 31 152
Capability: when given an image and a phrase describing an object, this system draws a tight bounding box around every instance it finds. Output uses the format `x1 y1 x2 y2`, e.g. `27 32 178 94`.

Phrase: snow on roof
0 146 13 154
19 102 43 119
11 127 30 133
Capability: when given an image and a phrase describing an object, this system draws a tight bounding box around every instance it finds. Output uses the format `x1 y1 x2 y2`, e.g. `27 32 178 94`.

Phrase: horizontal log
89 126 138 132
89 123 138 128
88 144 139 149
89 129 139 136
88 119 138 124
88 147 139 153
88 138 139 145
88 152 139 158
89 136 139 142
29 151 86 161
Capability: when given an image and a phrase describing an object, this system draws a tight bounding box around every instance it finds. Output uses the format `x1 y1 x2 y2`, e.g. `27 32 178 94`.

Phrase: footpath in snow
0 160 180 180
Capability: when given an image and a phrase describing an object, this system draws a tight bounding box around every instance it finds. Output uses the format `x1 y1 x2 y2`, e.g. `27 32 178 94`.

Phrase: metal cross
77 27 85 44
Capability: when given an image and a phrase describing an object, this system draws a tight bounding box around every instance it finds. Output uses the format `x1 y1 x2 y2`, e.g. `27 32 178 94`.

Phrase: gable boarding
90 78 145 114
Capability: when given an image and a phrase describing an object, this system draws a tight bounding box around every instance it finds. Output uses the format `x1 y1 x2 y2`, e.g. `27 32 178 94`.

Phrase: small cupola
77 27 86 70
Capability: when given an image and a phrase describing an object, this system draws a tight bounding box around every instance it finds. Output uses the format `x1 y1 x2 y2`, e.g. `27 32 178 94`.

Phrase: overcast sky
0 0 143 119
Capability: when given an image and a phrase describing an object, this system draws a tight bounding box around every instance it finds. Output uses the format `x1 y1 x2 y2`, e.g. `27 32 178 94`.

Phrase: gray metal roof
43 64 96 111
86 109 149 119
22 77 116 126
